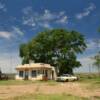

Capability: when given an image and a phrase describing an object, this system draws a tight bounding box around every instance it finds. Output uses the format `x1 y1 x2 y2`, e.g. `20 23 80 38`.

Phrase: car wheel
66 79 68 82
77 77 79 80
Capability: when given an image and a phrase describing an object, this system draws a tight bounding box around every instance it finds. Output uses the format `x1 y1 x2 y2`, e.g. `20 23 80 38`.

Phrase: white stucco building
15 63 56 80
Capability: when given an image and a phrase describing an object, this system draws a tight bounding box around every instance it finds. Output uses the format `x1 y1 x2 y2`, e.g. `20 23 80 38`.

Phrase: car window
62 74 70 76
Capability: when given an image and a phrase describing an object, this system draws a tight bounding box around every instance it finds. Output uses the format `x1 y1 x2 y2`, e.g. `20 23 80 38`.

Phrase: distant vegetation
19 29 87 75
93 52 100 76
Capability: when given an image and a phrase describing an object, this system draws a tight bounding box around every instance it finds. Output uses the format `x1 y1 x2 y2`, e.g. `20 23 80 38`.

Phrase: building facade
15 63 56 80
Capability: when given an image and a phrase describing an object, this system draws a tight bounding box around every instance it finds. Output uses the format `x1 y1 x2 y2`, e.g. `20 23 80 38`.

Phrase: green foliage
19 44 29 64
19 29 86 74
93 52 100 75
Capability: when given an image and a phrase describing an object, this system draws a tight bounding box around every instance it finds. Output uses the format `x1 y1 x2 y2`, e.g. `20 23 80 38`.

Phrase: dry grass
0 74 100 100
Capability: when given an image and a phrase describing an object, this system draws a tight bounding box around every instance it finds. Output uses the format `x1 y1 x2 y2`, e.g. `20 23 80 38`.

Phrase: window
37 70 42 74
19 71 23 77
31 70 37 77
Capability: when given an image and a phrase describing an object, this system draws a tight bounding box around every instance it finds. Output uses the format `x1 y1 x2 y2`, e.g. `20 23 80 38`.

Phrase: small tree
93 52 100 76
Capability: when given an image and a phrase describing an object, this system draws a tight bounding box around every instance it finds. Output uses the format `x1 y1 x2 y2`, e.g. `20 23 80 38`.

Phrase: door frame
24 70 29 80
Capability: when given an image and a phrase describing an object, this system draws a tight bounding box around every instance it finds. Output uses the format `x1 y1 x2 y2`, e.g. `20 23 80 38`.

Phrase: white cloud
0 2 7 12
86 3 96 11
39 22 51 29
59 11 65 16
23 16 36 27
41 9 57 21
86 39 100 50
12 27 24 36
0 31 12 39
56 16 68 24
22 8 68 29
22 6 32 15
76 11 90 19
76 3 96 19
0 27 24 39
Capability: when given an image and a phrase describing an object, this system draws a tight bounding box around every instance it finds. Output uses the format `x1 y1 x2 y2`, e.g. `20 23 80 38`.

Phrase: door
24 70 29 80
44 70 48 80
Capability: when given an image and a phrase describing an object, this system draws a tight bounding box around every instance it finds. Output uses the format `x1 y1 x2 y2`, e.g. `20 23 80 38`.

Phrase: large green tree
20 29 87 75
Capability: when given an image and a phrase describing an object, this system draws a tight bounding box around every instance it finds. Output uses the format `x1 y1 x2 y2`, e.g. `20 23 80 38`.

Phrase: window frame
19 71 23 77
31 70 37 77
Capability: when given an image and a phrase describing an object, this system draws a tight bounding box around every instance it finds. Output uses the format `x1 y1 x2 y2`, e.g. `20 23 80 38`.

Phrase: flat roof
16 63 53 70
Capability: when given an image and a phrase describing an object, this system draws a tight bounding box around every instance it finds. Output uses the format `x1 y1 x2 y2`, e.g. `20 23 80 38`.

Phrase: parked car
0 74 8 80
56 74 78 82
0 70 8 80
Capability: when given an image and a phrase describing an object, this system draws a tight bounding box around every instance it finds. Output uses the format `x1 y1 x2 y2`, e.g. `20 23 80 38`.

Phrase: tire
77 77 79 81
66 79 68 82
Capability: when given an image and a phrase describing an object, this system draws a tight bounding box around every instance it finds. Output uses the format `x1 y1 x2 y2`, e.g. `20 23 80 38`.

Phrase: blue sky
0 0 100 73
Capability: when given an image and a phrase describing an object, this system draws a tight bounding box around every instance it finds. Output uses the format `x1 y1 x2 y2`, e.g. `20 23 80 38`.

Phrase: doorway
24 70 29 80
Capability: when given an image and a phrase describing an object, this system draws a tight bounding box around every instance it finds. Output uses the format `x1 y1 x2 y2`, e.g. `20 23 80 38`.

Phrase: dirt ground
0 82 100 99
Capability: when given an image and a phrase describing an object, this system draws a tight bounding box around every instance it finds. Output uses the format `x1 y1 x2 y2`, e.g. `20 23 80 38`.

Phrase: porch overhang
16 63 53 71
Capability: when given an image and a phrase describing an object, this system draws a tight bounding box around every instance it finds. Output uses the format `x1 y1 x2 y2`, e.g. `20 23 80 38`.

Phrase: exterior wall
15 69 47 80
15 75 24 80
15 70 25 80
47 70 52 80
28 70 43 80
15 67 57 81
53 68 57 80
29 74 43 80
